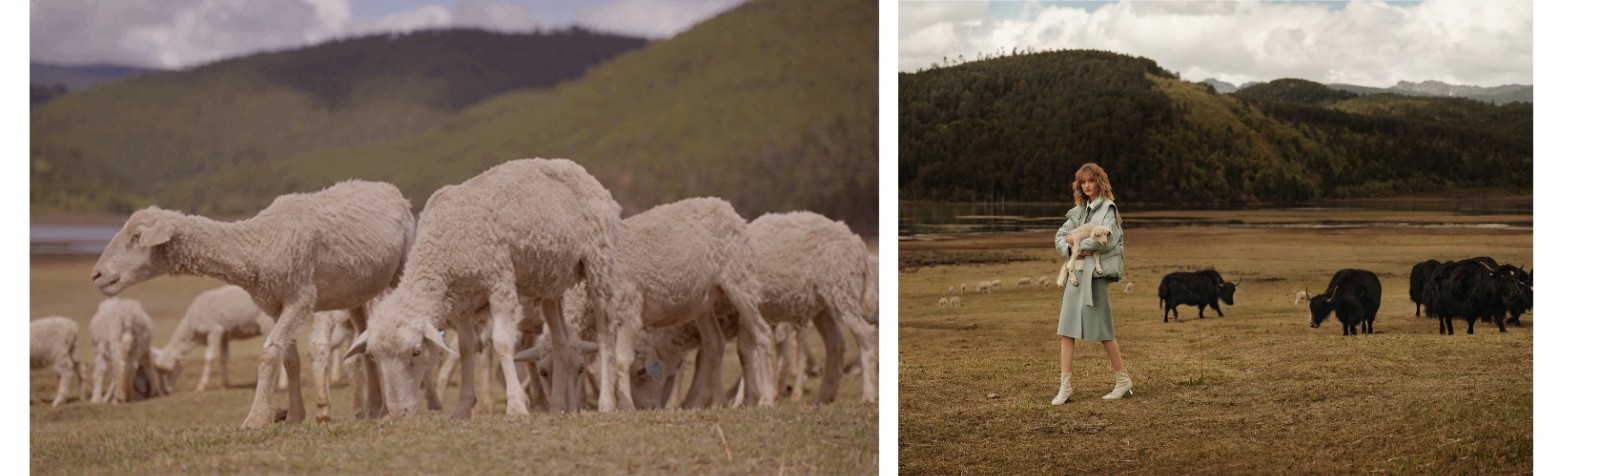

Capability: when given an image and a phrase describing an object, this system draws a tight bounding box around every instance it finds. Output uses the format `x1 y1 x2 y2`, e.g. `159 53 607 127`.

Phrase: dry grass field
30 256 877 474
899 212 1532 474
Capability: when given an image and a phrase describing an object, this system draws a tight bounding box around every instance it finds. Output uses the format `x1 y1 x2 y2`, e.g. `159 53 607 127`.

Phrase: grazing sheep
1055 224 1112 286
1123 281 1135 294
949 296 962 308
152 286 277 394
1038 276 1050 288
88 298 162 404
1292 289 1311 305
518 198 777 410
947 286 955 296
939 297 949 308
960 283 966 294
91 179 414 427
350 159 622 417
31 316 88 406
1018 277 1033 287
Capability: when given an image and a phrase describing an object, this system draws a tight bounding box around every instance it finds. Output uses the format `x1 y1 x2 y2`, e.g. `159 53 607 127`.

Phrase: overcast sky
900 0 1532 87
31 0 748 69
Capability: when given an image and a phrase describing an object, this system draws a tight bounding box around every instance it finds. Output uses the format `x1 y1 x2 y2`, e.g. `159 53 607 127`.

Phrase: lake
900 198 1533 237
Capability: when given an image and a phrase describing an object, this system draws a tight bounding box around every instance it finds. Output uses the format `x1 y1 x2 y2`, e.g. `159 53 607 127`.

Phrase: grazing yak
1422 257 1507 335
1157 269 1238 323
1308 269 1381 336
1409 259 1441 317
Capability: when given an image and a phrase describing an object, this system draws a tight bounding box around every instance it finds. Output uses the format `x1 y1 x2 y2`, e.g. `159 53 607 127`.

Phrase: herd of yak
1155 257 1532 336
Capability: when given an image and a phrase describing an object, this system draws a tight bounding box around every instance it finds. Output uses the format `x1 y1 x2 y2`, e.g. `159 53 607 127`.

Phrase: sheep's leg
344 353 366 419
219 337 231 388
475 332 495 414
728 291 776 407
436 330 459 392
666 357 692 408
51 357 75 406
775 322 802 402
329 325 349 386
612 315 640 411
836 308 878 403
114 332 132 404
811 311 845 405
282 341 305 423
423 362 443 412
488 283 531 416
241 304 311 429
452 319 479 419
91 352 108 403
683 311 726 409
198 330 223 392
347 305 385 419
540 298 578 414
308 313 334 422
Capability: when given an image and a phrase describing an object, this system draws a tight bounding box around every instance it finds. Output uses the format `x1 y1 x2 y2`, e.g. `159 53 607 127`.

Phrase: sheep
960 283 966 294
1038 276 1050 288
31 316 89 406
1292 289 1311 305
975 281 991 293
88 298 162 404
152 286 277 394
1018 277 1033 287
938 297 949 308
1124 281 1135 294
91 179 415 428
949 296 962 308
1055 224 1112 286
349 158 623 418
675 212 873 405
946 286 955 296
515 198 776 410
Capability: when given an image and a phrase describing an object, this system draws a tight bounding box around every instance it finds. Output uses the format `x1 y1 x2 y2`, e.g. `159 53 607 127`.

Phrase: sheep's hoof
315 414 332 423
273 409 290 422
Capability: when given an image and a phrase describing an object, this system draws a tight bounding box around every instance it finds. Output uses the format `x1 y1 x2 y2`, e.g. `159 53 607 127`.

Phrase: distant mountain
31 62 156 90
33 0 878 231
1327 80 1531 104
899 50 1530 204
1201 78 1236 93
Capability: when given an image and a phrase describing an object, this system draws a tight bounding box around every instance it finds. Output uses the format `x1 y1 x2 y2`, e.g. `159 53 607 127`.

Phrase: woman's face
1077 174 1098 198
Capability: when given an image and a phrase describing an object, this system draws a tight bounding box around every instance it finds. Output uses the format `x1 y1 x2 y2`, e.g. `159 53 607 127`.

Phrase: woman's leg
1103 339 1124 372
1059 336 1076 373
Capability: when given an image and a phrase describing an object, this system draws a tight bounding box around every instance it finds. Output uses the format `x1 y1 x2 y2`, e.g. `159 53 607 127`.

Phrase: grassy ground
30 256 877 474
899 219 1532 474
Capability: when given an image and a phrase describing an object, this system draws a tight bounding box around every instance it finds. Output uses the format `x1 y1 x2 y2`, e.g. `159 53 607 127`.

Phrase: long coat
1055 197 1123 341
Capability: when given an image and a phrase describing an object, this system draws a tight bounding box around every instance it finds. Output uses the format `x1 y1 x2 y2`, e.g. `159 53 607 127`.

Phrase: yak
1157 269 1238 323
1308 269 1382 336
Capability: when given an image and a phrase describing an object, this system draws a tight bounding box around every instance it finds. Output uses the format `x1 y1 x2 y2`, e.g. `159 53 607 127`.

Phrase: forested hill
899 50 1532 204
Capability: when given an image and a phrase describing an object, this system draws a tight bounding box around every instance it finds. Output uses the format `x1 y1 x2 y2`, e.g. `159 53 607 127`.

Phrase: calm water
900 199 1533 236
31 223 123 255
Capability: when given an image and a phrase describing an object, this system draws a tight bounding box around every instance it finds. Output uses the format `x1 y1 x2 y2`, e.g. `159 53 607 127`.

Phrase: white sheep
1124 281 1136 294
349 158 623 417
88 298 162 404
517 198 777 410
1055 224 1112 286
1292 289 1311 305
1018 277 1033 287
1038 276 1051 288
975 281 989 293
152 286 277 394
939 297 949 308
91 179 415 428
31 316 88 406
960 283 966 294
949 296 962 308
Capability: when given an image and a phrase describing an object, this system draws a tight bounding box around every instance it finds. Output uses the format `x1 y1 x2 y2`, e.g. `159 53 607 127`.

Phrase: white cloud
350 4 452 36
899 0 1533 87
456 1 537 33
576 0 744 39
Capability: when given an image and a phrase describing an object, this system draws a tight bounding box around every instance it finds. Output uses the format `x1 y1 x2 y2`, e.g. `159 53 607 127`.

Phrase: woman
1051 163 1132 405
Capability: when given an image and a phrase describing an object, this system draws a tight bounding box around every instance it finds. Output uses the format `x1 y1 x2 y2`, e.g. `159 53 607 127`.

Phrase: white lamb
1038 276 1051 288
938 297 949 308
1292 289 1311 305
91 179 415 428
949 296 962 308
31 316 89 406
349 158 624 417
1018 277 1033 287
88 298 162 404
1055 224 1113 286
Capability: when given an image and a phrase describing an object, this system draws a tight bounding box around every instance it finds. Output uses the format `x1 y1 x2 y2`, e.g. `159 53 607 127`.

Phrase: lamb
938 297 949 308
946 286 955 296
1038 276 1050 288
348 159 624 417
1292 289 1311 305
949 296 962 308
960 283 966 294
31 316 89 406
1124 281 1135 294
516 198 776 410
91 179 415 428
152 286 277 394
1055 224 1113 286
1018 277 1033 287
88 298 162 404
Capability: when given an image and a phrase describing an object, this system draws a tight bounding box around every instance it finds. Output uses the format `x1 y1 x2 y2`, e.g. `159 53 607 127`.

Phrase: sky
30 0 749 69
899 0 1533 87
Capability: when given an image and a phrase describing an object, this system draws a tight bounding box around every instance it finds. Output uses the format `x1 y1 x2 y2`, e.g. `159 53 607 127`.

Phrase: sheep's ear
137 221 174 247
645 355 665 382
425 328 456 358
342 331 369 361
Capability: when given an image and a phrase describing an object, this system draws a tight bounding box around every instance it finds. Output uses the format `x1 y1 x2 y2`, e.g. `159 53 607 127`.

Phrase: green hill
32 0 875 231
899 50 1531 204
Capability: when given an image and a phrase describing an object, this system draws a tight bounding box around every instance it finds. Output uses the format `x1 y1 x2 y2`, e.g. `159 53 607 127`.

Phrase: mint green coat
1055 197 1124 341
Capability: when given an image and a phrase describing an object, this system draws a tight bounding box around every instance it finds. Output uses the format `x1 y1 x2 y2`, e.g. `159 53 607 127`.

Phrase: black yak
1157 269 1238 323
1309 269 1382 336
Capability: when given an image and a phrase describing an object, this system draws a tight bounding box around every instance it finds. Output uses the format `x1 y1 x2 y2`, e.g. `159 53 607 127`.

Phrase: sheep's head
347 297 454 418
93 208 181 296
626 339 679 410
152 348 184 384
1308 294 1334 328
514 333 595 414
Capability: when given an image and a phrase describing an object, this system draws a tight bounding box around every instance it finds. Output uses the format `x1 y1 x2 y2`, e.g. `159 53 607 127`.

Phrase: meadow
30 255 877 474
899 210 1532 474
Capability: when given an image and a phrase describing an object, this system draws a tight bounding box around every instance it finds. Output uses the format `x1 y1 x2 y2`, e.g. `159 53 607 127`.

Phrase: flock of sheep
31 158 879 428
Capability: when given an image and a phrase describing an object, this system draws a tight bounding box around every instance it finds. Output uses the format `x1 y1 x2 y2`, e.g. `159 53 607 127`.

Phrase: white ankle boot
1102 369 1133 399
1051 373 1073 405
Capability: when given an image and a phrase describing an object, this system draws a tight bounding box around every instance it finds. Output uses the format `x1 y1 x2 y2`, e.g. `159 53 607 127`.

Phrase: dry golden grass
899 223 1531 474
30 256 877 474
